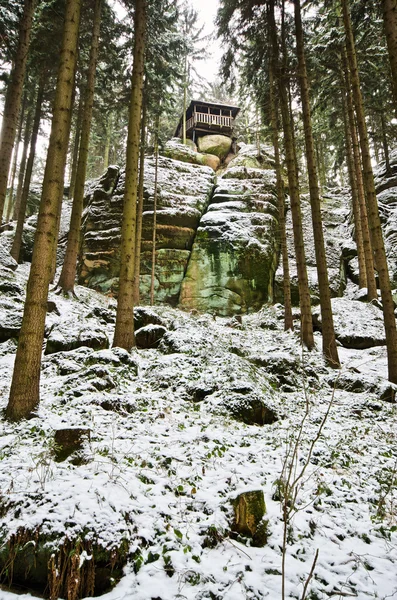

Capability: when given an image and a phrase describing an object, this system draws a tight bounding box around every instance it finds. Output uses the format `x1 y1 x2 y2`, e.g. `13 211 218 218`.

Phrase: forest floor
0 262 396 600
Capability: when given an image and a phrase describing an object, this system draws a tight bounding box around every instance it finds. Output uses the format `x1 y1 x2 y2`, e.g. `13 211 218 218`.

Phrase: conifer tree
113 0 147 350
57 0 102 295
6 0 81 421
11 76 46 262
0 0 35 222
294 0 339 367
133 101 147 305
342 0 397 385
340 47 377 298
5 92 27 223
277 0 314 349
268 0 293 332
150 113 160 305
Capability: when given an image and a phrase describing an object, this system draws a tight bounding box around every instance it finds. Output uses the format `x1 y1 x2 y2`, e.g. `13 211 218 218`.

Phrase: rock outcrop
179 151 280 315
78 158 215 305
78 144 280 315
163 138 221 171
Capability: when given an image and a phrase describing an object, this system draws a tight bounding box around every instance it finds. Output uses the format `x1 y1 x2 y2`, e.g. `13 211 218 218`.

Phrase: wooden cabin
175 100 240 142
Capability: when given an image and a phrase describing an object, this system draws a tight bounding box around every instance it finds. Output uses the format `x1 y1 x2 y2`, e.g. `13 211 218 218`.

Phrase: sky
194 0 221 83
110 0 222 83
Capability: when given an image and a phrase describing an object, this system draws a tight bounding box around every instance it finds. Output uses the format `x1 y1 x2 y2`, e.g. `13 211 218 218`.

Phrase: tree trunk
57 0 102 294
371 115 381 165
255 106 261 157
150 119 159 306
68 89 84 201
341 45 377 298
0 0 35 222
294 0 339 367
5 92 27 222
103 112 112 171
12 107 33 222
113 0 146 350
382 0 397 115
340 79 367 289
133 101 147 306
268 0 293 332
278 0 314 350
380 111 391 174
182 54 187 144
6 0 81 422
11 79 45 263
342 0 397 385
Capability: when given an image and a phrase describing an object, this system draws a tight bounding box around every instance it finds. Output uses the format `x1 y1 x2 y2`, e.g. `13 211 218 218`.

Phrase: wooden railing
184 112 233 133
195 112 233 128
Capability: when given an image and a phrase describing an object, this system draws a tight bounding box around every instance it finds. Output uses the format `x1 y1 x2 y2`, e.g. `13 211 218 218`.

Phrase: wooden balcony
175 100 240 140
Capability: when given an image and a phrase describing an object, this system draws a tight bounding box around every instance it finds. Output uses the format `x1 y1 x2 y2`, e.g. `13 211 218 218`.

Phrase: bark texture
294 0 339 367
6 0 81 421
343 0 397 384
0 0 35 222
113 0 146 350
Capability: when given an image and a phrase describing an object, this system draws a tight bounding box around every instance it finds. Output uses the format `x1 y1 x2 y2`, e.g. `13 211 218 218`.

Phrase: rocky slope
0 257 396 600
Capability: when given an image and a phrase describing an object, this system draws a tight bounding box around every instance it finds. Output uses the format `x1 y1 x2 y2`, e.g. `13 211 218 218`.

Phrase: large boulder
197 134 232 160
227 142 275 170
45 318 109 354
162 138 220 171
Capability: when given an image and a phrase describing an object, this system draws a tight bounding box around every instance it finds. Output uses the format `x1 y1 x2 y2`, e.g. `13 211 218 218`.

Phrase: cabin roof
188 99 241 115
175 100 241 138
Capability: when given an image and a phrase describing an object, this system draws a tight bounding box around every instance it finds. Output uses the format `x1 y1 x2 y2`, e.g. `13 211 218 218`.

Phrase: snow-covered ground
0 259 396 600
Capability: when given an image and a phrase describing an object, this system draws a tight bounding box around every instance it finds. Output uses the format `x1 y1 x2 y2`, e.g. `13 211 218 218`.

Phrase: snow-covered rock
313 297 386 349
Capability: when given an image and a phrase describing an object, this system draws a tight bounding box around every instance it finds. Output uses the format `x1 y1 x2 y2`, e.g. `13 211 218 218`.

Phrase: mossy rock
197 134 232 160
54 427 91 462
231 490 268 547
220 393 278 425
